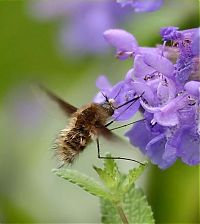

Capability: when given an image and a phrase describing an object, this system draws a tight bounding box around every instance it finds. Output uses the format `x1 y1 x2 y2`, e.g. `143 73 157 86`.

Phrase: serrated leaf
123 187 155 224
93 166 112 188
103 153 120 176
93 154 121 190
100 198 122 224
121 162 148 193
52 168 112 200
103 154 121 183
93 165 120 191
100 185 154 224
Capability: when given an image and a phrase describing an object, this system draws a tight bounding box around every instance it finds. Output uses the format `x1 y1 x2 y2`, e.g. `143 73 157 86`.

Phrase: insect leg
96 138 145 166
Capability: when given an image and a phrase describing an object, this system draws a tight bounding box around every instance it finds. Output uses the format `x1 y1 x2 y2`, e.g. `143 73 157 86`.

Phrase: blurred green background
0 0 199 223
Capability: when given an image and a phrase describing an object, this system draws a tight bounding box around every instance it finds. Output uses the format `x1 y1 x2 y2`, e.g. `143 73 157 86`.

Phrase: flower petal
143 53 175 78
133 54 156 78
132 82 155 104
94 75 112 103
125 120 153 153
154 110 179 126
117 0 163 12
184 81 200 97
146 133 176 169
103 29 138 59
177 127 200 165
96 75 112 90
191 28 200 56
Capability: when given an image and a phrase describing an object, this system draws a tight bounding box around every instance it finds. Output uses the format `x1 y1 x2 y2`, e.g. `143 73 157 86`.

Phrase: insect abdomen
55 128 91 165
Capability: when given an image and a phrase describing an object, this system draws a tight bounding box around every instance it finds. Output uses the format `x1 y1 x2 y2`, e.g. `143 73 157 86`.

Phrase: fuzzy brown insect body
55 103 114 165
40 85 143 167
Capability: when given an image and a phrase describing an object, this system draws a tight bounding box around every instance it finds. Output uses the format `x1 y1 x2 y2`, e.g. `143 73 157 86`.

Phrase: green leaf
52 168 112 200
100 186 154 224
93 166 112 187
100 198 122 224
121 162 148 193
93 154 121 191
123 187 155 224
103 153 120 178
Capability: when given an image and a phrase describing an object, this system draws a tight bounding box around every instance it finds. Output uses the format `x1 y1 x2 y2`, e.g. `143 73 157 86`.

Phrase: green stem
116 204 129 224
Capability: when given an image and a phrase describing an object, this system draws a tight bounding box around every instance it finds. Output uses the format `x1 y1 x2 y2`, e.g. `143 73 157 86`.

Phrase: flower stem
116 204 129 224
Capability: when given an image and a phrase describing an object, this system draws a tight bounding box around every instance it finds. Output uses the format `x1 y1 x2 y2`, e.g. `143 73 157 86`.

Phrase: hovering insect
40 85 144 168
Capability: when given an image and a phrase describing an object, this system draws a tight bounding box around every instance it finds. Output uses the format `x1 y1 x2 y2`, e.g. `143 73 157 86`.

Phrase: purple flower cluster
29 0 163 55
95 27 200 169
117 0 163 12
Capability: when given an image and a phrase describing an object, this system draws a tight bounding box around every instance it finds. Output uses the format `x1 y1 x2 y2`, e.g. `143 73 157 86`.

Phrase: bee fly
40 86 144 168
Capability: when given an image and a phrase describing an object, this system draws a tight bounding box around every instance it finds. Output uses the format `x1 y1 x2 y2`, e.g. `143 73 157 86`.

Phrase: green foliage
53 156 154 224
101 187 154 224
52 169 112 200
93 154 121 192
100 198 122 224
123 188 154 224
121 161 148 193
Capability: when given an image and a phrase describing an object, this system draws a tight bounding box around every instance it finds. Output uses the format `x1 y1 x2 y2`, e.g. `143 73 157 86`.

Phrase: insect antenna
105 92 145 127
101 91 109 102
101 86 122 103
96 138 145 166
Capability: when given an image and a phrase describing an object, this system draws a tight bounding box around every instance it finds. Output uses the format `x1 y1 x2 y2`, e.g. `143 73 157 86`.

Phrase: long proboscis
115 92 145 110
110 118 145 131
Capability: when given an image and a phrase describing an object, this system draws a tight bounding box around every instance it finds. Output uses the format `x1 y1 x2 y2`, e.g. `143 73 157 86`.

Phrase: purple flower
28 0 131 55
5 86 45 132
160 26 181 41
94 71 140 120
29 0 164 55
103 29 139 59
160 27 200 85
191 29 200 56
117 0 163 12
96 27 200 169
103 29 161 59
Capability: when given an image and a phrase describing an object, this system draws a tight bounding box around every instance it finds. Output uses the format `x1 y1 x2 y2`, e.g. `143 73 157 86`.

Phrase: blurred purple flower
5 86 45 132
117 0 163 12
29 0 164 55
95 27 200 169
29 0 132 55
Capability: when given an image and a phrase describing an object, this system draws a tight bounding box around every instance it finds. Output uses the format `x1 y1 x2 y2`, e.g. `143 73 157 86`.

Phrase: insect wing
97 125 127 146
39 85 77 116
